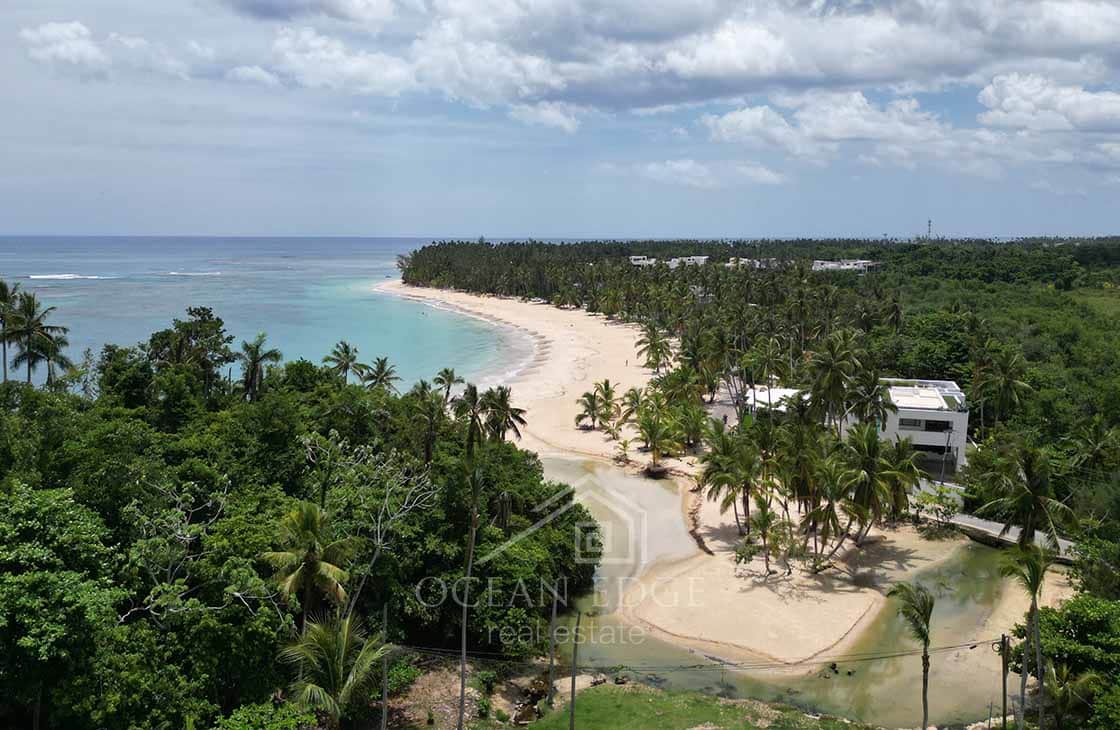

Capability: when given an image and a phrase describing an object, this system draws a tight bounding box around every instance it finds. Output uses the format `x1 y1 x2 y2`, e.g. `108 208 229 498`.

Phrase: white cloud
979 74 1120 132
633 158 784 189
273 27 414 95
223 0 396 26
20 21 109 72
187 41 216 61
226 65 282 87
703 105 828 158
108 33 190 79
508 101 585 133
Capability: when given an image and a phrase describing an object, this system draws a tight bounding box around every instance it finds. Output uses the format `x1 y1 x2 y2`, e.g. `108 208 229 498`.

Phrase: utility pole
569 611 581 730
546 584 560 706
381 603 390 730
928 218 932 239
1001 634 1009 729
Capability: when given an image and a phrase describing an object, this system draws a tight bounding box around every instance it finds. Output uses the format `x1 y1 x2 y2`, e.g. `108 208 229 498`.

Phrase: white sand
377 279 1073 676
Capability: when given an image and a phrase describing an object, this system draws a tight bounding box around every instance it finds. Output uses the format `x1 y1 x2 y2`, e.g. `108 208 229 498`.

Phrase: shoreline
372 278 1073 718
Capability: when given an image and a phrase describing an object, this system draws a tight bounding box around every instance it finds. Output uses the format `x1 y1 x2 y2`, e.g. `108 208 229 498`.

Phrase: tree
636 323 672 373
323 341 361 384
842 423 896 544
1002 545 1053 730
279 612 390 729
261 502 360 633
453 383 486 455
8 292 70 384
978 444 1076 549
574 390 605 430
361 357 400 394
236 332 282 401
985 347 1032 426
887 581 935 730
809 330 856 435
409 380 445 463
0 279 21 383
700 420 756 535
434 367 464 405
882 437 925 521
636 408 680 474
481 385 526 442
457 468 483 730
749 494 778 575
1045 663 1099 730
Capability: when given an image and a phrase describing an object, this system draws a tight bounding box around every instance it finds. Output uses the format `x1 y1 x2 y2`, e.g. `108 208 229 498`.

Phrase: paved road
917 479 1076 563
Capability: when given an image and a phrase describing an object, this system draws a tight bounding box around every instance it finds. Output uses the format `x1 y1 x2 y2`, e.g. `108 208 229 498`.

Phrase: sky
4 0 1120 239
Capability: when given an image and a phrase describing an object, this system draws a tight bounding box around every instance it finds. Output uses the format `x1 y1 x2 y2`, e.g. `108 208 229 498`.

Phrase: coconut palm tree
361 356 400 394
593 379 619 424
481 385 526 441
750 494 778 575
280 612 391 729
410 380 444 463
1045 663 1099 729
700 420 756 534
845 369 896 427
235 332 282 401
434 367 464 405
842 423 896 544
574 390 605 430
804 453 854 569
619 386 645 424
1001 545 1053 730
8 292 69 384
1065 415 1119 474
453 383 486 456
752 336 786 411
41 332 75 388
636 408 680 474
0 280 21 383
457 468 483 730
261 501 361 633
809 330 857 435
323 340 361 383
636 323 672 373
882 437 925 521
985 348 1032 427
978 444 1075 549
887 581 936 730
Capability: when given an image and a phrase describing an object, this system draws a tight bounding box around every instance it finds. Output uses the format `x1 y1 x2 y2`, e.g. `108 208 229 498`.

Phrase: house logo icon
479 471 648 568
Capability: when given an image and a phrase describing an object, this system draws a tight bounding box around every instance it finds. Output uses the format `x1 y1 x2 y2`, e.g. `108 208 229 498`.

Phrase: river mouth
543 456 1016 729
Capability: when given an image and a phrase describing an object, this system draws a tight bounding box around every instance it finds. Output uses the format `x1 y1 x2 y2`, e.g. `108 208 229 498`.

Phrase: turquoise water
0 237 529 386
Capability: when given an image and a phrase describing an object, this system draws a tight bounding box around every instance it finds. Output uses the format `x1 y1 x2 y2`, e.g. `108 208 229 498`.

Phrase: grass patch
1072 287 1120 318
527 685 875 730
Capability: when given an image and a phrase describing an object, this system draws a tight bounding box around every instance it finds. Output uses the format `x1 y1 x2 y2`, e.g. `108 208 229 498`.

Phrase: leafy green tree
481 385 526 442
434 367 463 405
361 356 400 394
978 443 1076 548
0 279 21 382
8 292 70 384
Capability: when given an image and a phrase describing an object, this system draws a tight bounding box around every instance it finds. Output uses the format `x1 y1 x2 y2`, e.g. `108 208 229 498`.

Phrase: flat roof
882 378 966 412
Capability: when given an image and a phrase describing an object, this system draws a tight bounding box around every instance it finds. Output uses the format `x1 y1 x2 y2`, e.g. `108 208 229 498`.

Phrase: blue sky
4 0 1120 238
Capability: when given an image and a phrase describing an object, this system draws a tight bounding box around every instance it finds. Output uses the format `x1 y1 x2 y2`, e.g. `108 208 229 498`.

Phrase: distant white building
811 259 878 273
725 257 778 269
740 377 969 472
628 255 657 266
667 255 709 269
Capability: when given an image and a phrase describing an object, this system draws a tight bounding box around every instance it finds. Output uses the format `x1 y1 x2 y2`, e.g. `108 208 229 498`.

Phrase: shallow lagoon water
544 456 1015 729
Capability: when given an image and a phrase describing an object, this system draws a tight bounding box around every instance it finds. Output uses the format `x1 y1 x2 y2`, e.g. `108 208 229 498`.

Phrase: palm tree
434 367 464 405
323 341 361 383
985 348 1032 427
845 369 896 426
636 408 680 474
8 292 69 384
1065 415 1119 474
978 444 1075 549
1045 663 1099 729
752 336 786 411
594 379 619 424
41 332 75 387
410 380 444 463
236 332 282 401
750 494 778 575
261 501 361 633
481 385 526 441
280 612 391 729
887 581 936 730
804 453 854 569
361 356 400 394
457 468 483 730
574 390 605 430
1001 545 1052 730
0 280 21 383
882 437 925 521
453 383 486 455
842 423 896 544
809 331 857 435
636 323 672 373
619 386 645 424
700 420 755 534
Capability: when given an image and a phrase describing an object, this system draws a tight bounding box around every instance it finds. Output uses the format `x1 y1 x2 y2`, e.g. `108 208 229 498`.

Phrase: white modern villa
736 378 970 474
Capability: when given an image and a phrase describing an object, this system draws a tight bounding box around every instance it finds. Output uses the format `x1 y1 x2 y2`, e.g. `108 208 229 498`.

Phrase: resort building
729 378 969 475
811 259 878 273
667 255 709 268
628 255 657 266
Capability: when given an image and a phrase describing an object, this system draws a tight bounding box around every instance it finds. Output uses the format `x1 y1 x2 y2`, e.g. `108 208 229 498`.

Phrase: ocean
0 236 531 388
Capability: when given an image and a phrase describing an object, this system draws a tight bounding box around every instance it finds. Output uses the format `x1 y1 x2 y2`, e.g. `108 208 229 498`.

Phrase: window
899 418 923 430
923 420 952 432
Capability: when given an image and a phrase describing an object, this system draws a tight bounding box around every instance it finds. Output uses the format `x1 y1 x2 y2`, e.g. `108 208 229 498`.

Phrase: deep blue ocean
0 237 528 387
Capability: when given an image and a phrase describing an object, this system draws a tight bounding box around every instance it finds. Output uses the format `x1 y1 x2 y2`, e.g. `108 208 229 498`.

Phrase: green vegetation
0 298 598 729
532 685 874 730
401 237 1120 728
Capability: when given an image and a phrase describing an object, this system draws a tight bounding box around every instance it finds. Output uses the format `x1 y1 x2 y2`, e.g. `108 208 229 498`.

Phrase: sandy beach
376 279 1072 681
